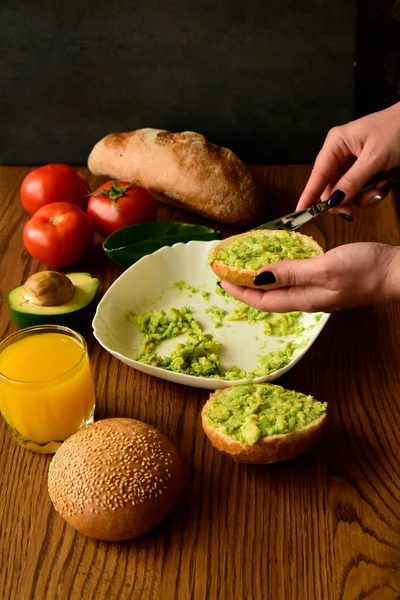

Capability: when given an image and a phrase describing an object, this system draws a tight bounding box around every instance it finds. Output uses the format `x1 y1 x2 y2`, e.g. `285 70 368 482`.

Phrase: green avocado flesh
210 231 320 271
8 273 100 329
205 383 327 444
227 304 305 336
134 306 304 380
135 307 224 378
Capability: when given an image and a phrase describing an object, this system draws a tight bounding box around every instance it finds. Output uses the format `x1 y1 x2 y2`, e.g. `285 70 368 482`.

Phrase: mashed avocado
227 303 269 323
206 305 227 328
205 383 327 443
134 306 300 379
250 342 300 376
262 313 304 336
210 231 320 271
133 278 323 380
136 307 226 377
227 304 304 336
173 281 199 295
216 282 305 335
136 306 201 352
137 332 223 377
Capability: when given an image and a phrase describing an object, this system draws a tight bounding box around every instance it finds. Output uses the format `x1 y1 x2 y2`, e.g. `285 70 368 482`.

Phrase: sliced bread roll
88 128 263 226
201 383 327 464
208 229 324 289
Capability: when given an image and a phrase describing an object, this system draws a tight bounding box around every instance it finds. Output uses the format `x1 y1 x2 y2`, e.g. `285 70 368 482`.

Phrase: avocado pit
22 271 75 306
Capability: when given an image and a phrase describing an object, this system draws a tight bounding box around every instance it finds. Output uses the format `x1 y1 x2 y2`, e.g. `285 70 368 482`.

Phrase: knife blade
253 167 400 232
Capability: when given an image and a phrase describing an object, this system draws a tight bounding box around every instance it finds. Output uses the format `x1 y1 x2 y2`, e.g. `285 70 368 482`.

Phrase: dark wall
0 1 356 165
355 0 400 117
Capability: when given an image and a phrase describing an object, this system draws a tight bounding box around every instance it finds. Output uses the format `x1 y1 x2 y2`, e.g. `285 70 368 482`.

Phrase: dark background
0 0 399 165
356 0 400 118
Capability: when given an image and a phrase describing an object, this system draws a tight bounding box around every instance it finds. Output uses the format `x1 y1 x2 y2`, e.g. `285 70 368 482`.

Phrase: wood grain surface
0 165 399 600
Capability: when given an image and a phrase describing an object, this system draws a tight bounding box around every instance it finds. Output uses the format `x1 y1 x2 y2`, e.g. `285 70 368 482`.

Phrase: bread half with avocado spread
202 383 327 464
208 229 324 289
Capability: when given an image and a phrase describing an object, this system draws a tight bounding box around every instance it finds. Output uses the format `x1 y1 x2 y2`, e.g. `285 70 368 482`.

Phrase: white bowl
92 241 330 389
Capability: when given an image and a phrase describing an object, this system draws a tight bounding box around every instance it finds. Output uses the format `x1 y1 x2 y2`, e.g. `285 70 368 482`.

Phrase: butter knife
253 167 400 232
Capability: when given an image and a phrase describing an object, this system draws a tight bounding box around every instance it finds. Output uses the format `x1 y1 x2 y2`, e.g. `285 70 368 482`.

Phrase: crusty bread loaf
88 128 263 225
48 418 183 541
208 229 324 289
202 387 327 464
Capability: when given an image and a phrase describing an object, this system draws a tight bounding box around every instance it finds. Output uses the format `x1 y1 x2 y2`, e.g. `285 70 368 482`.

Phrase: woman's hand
219 243 400 313
297 102 400 219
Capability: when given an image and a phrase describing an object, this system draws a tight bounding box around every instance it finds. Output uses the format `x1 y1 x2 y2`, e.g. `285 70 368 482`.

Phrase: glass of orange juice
0 325 96 453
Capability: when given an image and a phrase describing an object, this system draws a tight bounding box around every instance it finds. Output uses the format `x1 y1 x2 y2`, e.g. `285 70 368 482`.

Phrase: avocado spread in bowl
136 307 240 379
204 383 327 444
135 304 308 380
93 240 330 389
210 230 321 271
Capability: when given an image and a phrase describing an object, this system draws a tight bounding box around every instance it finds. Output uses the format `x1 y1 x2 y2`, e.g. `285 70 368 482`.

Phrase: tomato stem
91 181 136 215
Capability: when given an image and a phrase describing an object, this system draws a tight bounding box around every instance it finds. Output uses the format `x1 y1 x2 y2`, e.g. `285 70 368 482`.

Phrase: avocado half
8 272 100 329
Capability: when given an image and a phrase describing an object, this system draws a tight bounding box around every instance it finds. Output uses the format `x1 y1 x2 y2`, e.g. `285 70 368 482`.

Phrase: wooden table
0 166 399 600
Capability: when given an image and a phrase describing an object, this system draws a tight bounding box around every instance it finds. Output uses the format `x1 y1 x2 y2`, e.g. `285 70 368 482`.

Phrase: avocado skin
9 304 95 330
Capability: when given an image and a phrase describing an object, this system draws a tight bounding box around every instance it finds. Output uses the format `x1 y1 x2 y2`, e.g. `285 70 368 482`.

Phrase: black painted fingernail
216 281 222 288
253 271 276 286
327 189 346 208
338 213 353 222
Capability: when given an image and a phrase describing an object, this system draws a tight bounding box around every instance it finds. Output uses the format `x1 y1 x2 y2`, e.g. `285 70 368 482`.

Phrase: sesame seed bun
201 387 327 464
48 418 184 541
208 229 324 290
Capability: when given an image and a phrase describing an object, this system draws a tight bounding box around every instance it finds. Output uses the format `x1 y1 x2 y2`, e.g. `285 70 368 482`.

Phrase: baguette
88 128 263 225
202 384 327 464
208 229 324 289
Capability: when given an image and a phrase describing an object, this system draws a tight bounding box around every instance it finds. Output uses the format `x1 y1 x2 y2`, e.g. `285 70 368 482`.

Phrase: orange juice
0 326 95 453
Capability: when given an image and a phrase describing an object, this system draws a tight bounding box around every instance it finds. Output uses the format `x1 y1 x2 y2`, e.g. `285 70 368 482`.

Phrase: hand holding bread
208 229 324 289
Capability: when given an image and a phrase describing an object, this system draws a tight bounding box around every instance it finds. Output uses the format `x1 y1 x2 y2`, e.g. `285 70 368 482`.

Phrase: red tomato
21 164 88 215
23 202 94 268
87 181 157 238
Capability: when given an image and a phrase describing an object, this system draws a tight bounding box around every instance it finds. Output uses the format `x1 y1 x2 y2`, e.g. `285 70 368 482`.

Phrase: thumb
253 255 328 289
332 151 382 203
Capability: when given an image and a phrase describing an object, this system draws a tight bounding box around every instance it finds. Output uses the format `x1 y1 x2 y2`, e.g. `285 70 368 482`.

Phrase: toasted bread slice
208 229 324 289
202 385 327 464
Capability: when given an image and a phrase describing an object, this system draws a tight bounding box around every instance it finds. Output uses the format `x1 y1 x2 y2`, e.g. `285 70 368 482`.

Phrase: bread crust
88 128 262 225
208 229 324 289
201 388 327 464
48 418 183 541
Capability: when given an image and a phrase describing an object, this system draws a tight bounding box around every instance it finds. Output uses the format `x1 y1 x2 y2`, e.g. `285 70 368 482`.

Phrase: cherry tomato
21 164 88 215
23 202 94 268
87 181 157 238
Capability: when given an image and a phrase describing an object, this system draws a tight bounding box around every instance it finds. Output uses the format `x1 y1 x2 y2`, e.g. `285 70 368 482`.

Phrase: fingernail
327 189 346 208
369 194 383 205
338 213 353 222
216 281 222 288
253 271 276 286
